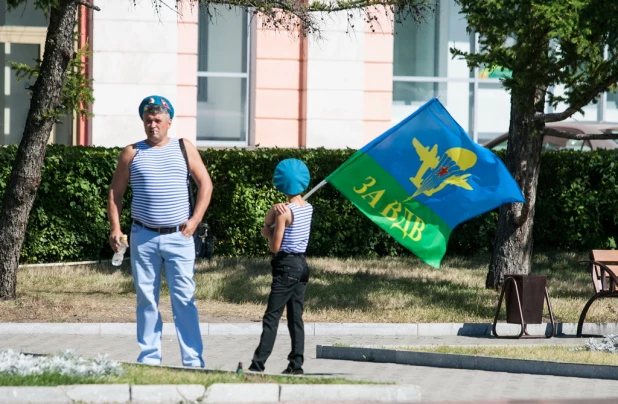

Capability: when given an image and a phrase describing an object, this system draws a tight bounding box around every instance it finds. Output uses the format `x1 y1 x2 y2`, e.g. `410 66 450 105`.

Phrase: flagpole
303 180 327 200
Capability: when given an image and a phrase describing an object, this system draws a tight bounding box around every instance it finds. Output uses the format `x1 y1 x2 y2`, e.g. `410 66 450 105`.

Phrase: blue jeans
130 223 204 367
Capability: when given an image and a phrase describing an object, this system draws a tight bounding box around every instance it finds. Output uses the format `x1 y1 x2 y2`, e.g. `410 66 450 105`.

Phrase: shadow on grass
205 255 498 319
28 251 602 322
307 269 497 318
197 251 607 321
203 257 273 303
531 250 595 299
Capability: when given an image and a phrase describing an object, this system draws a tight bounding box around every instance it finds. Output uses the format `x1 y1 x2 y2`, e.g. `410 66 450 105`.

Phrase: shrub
0 146 615 263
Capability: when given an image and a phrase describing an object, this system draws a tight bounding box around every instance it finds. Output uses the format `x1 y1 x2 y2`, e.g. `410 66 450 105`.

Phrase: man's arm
181 138 213 237
108 145 135 252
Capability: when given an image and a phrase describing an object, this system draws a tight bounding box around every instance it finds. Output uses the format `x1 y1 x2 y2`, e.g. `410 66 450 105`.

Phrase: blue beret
138 95 174 120
273 158 310 196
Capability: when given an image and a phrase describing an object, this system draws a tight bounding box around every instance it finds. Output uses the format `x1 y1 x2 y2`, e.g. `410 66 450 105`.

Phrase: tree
0 0 432 299
451 0 618 289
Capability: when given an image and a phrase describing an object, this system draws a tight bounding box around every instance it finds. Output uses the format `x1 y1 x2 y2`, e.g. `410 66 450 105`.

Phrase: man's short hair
142 104 171 120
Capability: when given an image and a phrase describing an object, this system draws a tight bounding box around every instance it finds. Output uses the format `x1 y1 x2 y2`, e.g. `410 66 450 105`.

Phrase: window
0 42 40 145
392 0 479 140
605 89 618 122
0 2 72 145
393 0 448 107
197 5 250 146
0 2 48 27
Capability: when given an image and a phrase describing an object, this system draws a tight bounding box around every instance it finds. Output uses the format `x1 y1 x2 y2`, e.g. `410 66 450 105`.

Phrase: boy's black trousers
250 251 310 372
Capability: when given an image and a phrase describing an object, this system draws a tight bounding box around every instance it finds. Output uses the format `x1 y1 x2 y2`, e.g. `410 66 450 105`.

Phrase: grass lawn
2 250 613 324
409 345 618 367
0 363 364 386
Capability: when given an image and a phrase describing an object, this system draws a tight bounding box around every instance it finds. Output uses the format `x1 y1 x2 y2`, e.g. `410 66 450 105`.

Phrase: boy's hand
273 203 289 216
261 225 273 238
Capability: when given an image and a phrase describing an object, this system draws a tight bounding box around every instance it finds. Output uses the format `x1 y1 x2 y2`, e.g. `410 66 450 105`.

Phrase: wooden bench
577 249 618 337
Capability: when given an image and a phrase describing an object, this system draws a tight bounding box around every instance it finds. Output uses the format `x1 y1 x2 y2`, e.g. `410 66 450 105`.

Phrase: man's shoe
281 367 304 375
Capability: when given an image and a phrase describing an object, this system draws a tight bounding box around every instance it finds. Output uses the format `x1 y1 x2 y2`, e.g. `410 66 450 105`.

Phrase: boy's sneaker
248 363 264 372
281 367 304 375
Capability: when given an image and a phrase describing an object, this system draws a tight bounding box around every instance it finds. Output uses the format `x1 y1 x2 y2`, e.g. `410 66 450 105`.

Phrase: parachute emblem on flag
408 138 478 199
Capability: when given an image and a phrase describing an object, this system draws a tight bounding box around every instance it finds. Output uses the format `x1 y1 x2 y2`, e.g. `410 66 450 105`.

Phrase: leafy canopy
452 0 618 116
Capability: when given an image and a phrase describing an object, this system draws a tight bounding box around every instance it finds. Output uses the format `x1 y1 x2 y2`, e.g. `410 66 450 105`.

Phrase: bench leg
577 295 601 337
543 286 556 338
519 286 555 339
493 277 525 338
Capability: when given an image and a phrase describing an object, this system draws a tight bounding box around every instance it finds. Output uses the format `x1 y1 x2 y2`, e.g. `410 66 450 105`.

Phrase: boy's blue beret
273 159 310 196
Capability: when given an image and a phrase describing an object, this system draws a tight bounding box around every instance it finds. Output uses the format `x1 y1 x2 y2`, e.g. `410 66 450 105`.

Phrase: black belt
275 251 305 257
133 220 181 235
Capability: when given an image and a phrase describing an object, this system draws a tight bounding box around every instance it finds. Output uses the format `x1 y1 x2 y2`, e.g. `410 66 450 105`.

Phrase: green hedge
1 146 617 263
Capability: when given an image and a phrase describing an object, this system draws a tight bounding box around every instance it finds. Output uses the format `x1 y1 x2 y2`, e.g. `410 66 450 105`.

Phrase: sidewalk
1 323 618 402
0 321 615 336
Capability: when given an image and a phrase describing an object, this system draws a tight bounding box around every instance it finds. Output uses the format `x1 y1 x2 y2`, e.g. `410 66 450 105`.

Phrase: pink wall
176 5 198 144
363 8 394 144
254 28 305 148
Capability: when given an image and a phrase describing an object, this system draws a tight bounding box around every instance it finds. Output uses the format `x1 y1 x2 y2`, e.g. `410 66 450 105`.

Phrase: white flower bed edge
569 334 618 354
0 349 124 378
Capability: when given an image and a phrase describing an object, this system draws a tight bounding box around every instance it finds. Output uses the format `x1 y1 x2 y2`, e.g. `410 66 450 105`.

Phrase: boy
249 158 313 375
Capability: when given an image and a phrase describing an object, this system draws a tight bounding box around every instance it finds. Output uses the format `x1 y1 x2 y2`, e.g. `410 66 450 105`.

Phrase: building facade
2 0 618 148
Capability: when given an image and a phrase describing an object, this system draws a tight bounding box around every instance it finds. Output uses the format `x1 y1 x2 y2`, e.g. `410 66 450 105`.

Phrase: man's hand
273 203 289 216
109 230 127 253
181 218 199 238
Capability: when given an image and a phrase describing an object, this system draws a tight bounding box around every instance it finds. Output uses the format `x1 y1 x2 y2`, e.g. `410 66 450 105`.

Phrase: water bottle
112 235 128 266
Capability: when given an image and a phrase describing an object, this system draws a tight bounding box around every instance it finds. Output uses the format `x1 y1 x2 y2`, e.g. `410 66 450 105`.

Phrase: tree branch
540 72 618 123
544 127 618 140
75 0 101 11
200 0 431 36
308 0 369 13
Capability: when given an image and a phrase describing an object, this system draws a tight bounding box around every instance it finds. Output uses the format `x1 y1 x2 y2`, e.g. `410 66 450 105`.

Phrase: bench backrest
589 250 618 293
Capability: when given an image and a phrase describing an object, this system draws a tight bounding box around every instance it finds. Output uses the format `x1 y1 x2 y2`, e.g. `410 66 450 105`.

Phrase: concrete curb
0 383 422 403
0 322 616 336
316 344 618 381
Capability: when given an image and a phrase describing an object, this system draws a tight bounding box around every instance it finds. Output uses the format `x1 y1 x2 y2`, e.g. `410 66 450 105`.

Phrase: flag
325 98 525 268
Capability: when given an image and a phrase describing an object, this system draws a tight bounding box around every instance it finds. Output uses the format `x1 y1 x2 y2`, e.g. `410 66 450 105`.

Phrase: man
107 95 213 367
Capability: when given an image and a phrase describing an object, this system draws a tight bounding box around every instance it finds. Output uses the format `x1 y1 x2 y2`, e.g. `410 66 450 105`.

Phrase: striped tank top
130 138 190 227
280 202 313 253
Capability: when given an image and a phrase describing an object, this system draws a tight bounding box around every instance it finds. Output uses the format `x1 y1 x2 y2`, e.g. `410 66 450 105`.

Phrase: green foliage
534 149 618 249
15 146 128 263
0 146 616 263
452 0 618 112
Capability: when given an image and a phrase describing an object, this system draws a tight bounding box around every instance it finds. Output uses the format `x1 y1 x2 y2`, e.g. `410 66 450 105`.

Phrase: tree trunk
0 0 77 299
486 98 545 290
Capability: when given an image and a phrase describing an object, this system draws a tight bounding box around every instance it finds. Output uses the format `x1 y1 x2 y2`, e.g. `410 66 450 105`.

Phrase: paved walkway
3 332 618 402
